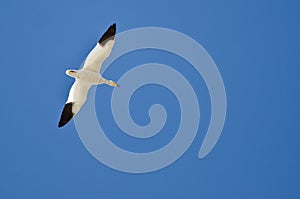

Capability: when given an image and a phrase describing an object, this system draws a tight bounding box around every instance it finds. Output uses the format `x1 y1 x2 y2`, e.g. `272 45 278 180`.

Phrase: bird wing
58 80 91 127
82 23 116 73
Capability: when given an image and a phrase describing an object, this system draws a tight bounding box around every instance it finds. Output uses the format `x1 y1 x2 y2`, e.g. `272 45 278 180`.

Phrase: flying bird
58 23 119 128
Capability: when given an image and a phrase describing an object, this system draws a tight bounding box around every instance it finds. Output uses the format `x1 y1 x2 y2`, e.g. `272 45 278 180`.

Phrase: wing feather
58 80 91 127
82 23 116 72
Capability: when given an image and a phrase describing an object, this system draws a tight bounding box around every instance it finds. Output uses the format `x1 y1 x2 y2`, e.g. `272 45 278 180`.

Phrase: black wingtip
98 23 116 46
58 102 74 128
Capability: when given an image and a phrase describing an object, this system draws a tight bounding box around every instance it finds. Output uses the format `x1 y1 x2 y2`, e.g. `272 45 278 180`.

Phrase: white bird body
58 23 118 128
67 69 102 85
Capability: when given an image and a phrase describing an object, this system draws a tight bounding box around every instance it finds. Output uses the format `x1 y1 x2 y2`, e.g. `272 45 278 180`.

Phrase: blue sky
1 0 299 198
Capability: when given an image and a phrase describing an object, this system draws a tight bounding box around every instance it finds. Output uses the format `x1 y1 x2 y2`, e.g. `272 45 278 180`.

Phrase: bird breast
78 70 101 84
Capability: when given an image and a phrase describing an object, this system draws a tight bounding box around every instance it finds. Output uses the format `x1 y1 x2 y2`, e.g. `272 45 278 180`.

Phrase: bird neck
103 79 110 85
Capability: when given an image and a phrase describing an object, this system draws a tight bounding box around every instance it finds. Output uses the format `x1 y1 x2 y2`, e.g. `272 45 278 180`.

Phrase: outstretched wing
58 80 91 128
82 23 116 73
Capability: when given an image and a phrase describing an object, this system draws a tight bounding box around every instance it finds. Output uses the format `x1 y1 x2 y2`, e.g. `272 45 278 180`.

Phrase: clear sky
0 0 299 198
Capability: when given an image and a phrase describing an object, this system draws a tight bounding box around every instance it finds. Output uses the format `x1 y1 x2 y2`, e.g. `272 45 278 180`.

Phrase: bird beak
108 81 120 87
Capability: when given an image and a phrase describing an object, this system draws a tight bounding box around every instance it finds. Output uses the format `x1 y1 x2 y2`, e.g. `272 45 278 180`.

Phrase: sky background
1 0 299 198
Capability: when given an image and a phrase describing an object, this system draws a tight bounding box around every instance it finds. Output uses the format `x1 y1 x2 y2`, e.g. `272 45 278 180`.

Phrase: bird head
107 80 120 87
